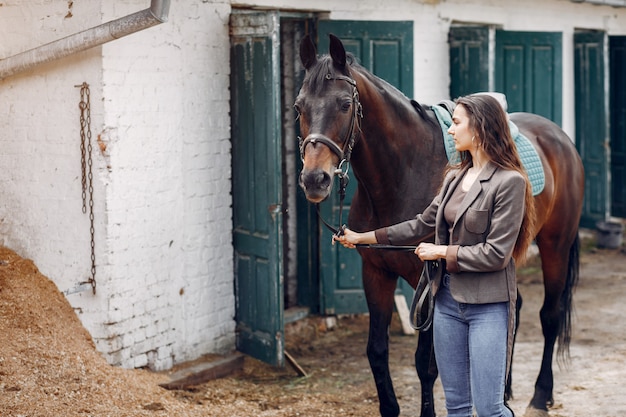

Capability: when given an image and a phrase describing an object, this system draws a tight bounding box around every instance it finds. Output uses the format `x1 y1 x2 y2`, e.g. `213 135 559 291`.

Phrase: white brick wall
91 0 235 369
0 0 234 371
1 0 626 371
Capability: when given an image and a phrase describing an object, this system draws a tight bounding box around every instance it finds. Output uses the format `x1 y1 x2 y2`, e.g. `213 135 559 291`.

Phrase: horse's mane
305 53 439 130
303 54 356 95
412 100 440 131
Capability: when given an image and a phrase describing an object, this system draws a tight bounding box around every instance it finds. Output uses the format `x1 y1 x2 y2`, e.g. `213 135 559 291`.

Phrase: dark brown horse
296 34 584 417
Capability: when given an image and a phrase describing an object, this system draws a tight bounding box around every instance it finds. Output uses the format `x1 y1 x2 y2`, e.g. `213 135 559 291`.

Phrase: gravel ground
1 238 625 417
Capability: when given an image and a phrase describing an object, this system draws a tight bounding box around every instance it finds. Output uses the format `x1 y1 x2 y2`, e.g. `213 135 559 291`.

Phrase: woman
335 94 535 417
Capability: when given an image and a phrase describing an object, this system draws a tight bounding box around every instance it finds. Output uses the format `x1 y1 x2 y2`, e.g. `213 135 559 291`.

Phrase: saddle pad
431 104 545 196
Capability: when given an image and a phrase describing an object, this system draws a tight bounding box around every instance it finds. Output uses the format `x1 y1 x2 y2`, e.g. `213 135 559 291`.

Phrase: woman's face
448 104 474 152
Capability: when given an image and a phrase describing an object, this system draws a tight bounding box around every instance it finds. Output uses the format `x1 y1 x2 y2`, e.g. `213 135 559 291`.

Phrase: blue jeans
433 275 513 417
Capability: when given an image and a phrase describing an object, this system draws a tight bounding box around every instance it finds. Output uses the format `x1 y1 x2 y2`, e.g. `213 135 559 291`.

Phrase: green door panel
449 26 489 98
317 21 414 96
316 20 414 315
231 11 284 366
574 31 608 227
610 36 626 218
496 31 562 125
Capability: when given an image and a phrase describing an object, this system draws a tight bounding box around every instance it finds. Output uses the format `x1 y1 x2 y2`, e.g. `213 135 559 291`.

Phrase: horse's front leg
415 326 437 417
363 264 401 417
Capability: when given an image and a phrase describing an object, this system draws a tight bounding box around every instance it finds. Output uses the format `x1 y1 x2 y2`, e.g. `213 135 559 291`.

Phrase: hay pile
0 246 202 416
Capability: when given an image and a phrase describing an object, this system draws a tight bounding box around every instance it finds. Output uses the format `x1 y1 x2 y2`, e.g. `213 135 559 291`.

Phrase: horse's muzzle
299 168 332 203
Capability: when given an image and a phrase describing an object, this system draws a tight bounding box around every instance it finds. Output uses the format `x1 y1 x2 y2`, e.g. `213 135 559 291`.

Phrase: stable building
0 0 624 370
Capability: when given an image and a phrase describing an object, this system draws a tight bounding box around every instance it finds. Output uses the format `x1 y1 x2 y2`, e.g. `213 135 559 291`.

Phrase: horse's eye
293 103 304 120
341 101 351 112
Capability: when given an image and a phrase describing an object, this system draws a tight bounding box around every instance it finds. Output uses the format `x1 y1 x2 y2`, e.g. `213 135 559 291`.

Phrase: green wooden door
574 31 609 228
610 36 626 218
316 21 413 315
496 31 562 125
231 11 284 366
449 26 489 99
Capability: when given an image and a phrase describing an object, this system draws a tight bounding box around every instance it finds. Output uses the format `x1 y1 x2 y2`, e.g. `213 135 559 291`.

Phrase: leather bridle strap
300 133 345 161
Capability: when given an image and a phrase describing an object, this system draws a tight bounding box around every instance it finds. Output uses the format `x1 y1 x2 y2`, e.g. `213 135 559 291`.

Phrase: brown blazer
375 161 525 305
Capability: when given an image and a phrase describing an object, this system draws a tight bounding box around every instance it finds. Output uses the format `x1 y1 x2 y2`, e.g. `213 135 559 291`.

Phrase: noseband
298 73 363 168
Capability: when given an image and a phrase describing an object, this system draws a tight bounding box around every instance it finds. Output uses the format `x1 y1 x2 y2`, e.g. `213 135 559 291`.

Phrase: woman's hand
333 228 377 248
415 242 447 261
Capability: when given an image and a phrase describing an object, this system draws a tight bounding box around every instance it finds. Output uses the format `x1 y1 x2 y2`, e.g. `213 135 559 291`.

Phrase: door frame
609 36 626 218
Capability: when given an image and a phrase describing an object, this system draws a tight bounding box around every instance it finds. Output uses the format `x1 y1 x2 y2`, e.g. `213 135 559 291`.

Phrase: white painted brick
101 335 124 354
133 353 149 369
145 323 158 340
119 332 135 349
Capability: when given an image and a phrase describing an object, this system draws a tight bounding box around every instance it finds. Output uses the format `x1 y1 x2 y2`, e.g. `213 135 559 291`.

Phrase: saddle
430 92 545 196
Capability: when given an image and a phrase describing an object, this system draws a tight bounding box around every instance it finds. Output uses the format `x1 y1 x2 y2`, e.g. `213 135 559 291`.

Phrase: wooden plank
160 353 245 390
394 294 416 335
284 306 310 324
284 350 308 377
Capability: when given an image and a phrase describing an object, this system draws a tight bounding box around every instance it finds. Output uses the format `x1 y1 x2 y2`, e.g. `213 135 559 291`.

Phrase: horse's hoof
523 406 549 417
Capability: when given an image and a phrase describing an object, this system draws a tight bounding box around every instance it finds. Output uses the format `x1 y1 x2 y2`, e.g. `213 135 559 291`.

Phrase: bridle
298 73 362 240
298 73 363 167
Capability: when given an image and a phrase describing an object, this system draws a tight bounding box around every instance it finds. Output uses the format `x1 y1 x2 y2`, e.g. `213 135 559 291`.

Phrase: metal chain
77 82 96 294
79 101 87 212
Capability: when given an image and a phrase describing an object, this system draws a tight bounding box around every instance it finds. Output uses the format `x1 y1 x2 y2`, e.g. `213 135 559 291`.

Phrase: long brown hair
454 94 536 264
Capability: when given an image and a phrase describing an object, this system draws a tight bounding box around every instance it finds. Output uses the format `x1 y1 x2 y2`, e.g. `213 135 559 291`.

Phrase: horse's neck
349 73 446 221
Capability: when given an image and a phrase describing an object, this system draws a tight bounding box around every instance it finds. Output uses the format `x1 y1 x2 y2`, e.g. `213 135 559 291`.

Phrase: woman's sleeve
374 182 445 246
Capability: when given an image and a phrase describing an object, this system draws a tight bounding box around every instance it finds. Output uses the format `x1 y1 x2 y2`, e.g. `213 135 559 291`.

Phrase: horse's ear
300 34 317 70
329 34 346 68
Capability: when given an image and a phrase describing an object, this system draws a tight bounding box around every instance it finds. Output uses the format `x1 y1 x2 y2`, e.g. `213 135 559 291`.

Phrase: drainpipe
0 0 170 80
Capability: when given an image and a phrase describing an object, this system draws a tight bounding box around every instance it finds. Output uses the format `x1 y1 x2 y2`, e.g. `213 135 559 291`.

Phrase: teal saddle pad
431 104 545 196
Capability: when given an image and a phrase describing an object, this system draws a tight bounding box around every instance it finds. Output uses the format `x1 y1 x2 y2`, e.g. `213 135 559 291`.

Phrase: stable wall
0 0 235 370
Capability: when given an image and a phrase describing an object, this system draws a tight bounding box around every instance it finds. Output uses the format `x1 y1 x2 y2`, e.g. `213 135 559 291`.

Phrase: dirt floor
1 233 625 417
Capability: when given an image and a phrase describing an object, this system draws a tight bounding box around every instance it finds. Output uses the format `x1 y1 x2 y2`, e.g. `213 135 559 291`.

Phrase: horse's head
295 34 362 203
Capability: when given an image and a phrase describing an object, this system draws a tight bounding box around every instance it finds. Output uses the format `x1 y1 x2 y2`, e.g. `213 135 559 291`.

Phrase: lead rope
409 260 438 331
77 82 96 294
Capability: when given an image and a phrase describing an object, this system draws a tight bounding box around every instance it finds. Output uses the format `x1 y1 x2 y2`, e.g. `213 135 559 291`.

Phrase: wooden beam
160 353 244 390
284 350 308 377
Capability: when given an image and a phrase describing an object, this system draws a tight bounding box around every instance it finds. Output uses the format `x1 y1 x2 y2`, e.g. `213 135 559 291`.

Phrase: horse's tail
556 232 580 364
